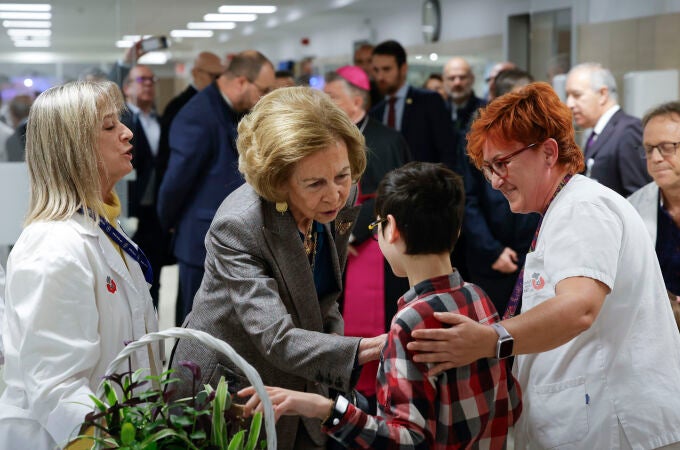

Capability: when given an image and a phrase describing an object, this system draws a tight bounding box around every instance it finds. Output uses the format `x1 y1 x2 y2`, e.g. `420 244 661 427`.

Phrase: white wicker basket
97 327 277 450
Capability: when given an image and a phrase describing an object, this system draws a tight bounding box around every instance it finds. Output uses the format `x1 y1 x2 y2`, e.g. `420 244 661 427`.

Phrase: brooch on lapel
106 276 117 294
335 220 352 236
406 98 413 104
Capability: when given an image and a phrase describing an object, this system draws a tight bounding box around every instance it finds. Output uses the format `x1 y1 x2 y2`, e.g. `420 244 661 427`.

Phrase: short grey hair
570 62 618 101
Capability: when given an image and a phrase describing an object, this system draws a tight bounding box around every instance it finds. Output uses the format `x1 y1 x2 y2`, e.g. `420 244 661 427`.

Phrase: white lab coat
513 176 680 450
0 213 160 449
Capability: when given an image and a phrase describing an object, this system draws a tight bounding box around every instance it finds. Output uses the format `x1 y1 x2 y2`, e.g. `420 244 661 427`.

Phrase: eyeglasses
641 142 680 159
132 76 158 84
368 217 388 241
481 142 539 182
249 79 271 96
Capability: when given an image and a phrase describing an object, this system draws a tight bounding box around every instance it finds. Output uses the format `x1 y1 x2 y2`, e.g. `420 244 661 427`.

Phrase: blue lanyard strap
79 208 154 285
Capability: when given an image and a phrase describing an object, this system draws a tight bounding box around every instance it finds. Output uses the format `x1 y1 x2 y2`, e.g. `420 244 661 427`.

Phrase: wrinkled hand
357 334 387 365
407 312 495 375
238 386 331 422
491 247 518 274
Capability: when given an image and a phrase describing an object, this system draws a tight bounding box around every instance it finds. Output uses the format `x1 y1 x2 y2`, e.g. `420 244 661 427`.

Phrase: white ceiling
0 0 405 63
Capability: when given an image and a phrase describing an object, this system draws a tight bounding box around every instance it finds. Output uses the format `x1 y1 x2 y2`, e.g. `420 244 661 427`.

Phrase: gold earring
275 201 288 213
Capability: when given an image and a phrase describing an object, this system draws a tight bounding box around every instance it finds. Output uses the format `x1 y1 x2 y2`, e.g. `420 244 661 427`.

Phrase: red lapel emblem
106 276 117 294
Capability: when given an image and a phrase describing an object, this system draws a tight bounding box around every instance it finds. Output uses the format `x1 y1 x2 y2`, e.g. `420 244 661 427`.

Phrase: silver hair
570 62 618 101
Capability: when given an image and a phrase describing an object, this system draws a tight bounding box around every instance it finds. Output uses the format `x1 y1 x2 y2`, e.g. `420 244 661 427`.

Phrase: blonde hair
237 86 366 202
25 80 125 225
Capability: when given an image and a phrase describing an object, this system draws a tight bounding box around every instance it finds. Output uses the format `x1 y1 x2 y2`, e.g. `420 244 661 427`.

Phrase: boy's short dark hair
375 162 464 255
372 40 407 67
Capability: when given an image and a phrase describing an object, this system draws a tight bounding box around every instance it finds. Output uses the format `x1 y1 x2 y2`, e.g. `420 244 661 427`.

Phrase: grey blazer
170 183 362 450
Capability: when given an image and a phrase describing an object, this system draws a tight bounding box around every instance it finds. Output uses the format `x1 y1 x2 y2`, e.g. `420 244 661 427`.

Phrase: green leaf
227 430 245 450
244 412 262 450
211 376 229 447
121 422 136 445
140 428 202 450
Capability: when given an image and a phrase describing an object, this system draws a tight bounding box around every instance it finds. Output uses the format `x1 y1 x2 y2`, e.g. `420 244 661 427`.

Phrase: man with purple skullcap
324 66 411 410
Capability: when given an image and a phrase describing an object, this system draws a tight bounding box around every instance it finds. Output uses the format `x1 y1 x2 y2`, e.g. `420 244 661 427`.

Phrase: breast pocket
530 377 589 448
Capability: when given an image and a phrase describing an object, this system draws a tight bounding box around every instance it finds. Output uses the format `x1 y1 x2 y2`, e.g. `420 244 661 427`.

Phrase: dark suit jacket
585 109 651 197
158 85 198 178
370 86 458 172
157 82 244 268
121 108 164 217
446 91 486 133
170 183 362 450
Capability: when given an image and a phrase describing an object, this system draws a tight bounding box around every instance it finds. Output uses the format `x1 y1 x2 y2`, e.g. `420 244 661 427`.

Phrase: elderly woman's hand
357 334 387 365
407 312 496 376
238 386 332 422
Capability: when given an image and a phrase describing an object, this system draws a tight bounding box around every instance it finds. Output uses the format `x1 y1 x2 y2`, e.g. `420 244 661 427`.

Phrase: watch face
498 338 514 359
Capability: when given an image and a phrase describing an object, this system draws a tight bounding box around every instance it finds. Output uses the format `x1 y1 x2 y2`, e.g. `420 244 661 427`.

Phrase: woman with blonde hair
170 86 385 450
0 80 160 449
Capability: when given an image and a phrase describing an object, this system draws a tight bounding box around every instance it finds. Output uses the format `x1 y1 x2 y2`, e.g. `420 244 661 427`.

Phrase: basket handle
98 327 277 450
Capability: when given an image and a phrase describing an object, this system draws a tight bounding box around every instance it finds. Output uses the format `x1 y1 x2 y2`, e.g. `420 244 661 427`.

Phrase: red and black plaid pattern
326 272 522 449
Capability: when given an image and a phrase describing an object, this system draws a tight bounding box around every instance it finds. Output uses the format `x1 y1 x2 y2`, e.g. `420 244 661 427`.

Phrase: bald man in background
442 57 486 133
161 51 225 153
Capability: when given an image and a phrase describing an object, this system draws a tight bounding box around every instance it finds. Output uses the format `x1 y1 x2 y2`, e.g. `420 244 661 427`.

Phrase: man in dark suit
159 51 224 163
121 64 168 306
369 40 458 172
157 50 275 324
566 62 651 196
442 56 486 133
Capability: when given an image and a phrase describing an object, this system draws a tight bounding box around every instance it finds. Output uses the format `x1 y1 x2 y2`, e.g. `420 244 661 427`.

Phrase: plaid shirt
326 272 522 449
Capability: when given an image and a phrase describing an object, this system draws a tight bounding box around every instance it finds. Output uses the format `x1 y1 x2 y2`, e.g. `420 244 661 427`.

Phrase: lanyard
79 208 154 285
503 173 573 319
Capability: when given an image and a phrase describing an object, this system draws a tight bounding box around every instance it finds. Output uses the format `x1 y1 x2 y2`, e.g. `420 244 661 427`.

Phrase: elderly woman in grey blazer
170 87 385 450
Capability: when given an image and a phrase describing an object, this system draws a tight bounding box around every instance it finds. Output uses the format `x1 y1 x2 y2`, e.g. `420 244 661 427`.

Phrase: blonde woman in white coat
0 81 161 449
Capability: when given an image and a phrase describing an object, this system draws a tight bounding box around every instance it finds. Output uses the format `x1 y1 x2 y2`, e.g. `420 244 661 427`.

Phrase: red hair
467 82 584 173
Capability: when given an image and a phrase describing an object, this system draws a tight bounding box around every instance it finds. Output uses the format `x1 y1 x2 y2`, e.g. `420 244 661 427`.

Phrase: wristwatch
491 323 514 359
322 395 349 427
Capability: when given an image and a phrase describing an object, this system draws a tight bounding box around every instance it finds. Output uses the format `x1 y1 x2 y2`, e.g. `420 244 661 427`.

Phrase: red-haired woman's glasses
481 142 539 182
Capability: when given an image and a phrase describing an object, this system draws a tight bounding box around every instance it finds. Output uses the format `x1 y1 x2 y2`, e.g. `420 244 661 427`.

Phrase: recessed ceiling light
2 20 50 27
13 39 50 47
187 21 235 30
218 5 276 14
170 29 213 38
0 11 50 19
7 28 50 37
0 3 50 12
204 13 256 22
116 40 133 48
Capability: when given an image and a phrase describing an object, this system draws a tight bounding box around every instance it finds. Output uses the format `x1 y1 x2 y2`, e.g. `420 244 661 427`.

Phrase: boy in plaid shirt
241 162 522 449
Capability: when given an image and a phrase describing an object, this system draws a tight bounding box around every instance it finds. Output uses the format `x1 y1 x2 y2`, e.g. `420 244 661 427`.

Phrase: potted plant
71 328 276 450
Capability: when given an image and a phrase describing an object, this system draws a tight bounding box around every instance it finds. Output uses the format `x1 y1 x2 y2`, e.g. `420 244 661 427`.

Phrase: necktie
387 96 397 129
585 131 597 156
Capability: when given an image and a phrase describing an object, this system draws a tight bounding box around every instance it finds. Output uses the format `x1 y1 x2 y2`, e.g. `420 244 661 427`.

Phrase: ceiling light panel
187 21 235 30
204 13 256 22
0 11 50 19
218 5 276 14
0 3 50 11
13 39 50 47
7 28 50 36
2 20 50 27
170 29 213 38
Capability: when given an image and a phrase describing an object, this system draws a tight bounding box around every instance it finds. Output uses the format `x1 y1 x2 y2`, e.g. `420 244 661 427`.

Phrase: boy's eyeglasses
368 217 388 241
